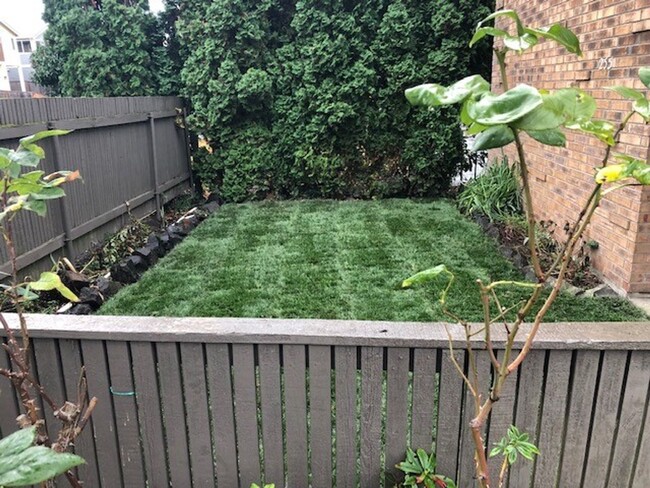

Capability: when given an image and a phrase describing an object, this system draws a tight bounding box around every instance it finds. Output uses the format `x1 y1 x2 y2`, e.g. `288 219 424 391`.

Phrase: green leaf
23 200 47 217
633 98 650 121
639 67 650 89
19 130 70 146
21 171 45 182
402 265 447 288
526 24 582 55
0 427 37 459
553 88 597 123
0 445 84 486
489 446 501 458
416 449 429 471
608 86 646 101
29 272 79 302
405 75 490 107
525 128 566 147
10 149 40 168
510 96 565 131
469 27 508 47
467 84 543 125
503 33 538 52
472 125 515 151
0 148 11 169
477 10 525 37
567 119 615 145
22 143 45 159
507 450 517 465
31 187 66 200
7 179 42 196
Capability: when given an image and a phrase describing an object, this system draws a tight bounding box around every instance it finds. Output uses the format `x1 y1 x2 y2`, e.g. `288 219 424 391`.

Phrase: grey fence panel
385 347 409 483
309 345 333 488
609 351 650 486
258 344 285 486
0 96 191 277
410 348 437 451
231 344 262 488
2 317 650 488
284 344 309 488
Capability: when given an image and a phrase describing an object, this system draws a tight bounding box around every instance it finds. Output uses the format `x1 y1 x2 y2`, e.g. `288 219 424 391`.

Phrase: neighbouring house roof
0 20 19 37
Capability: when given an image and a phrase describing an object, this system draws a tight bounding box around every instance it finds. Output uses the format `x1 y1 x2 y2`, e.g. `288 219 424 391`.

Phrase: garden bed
100 199 647 321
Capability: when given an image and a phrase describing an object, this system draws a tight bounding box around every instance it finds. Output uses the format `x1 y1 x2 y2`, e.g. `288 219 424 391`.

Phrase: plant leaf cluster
0 427 84 487
489 425 540 466
0 131 81 305
396 448 457 488
174 0 492 202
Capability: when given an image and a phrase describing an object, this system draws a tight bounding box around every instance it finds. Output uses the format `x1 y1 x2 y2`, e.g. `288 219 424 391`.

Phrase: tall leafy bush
33 0 175 96
174 0 493 202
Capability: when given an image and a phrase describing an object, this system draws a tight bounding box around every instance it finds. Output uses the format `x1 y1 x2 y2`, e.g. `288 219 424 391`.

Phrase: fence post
48 124 74 259
148 113 162 220
181 107 194 189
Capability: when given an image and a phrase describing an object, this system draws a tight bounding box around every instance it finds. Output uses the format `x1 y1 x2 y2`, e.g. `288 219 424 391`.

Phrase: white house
0 20 44 94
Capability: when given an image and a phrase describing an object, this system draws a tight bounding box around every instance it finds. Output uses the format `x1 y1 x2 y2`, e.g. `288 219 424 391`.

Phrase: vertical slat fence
1 317 650 488
0 96 192 277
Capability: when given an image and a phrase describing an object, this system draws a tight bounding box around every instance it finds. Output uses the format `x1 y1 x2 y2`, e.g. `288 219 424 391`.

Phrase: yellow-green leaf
402 265 447 288
595 164 627 184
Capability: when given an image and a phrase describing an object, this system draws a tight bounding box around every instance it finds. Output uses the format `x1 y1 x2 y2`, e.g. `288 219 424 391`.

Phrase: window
15 39 32 53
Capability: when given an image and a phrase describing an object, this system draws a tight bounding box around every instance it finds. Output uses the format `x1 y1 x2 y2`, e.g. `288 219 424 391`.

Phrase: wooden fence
1 316 649 487
0 97 192 276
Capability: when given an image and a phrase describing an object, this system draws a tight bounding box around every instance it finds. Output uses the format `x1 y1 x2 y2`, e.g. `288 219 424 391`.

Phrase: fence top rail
2 314 650 350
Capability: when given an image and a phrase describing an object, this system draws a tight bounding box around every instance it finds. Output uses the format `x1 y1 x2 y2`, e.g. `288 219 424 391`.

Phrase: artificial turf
100 199 647 322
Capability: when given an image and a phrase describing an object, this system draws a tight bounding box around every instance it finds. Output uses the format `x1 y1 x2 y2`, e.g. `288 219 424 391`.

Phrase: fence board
81 340 124 488
410 348 437 451
508 350 545 487
486 349 519 480
436 349 465 479
156 342 192 488
0 339 19 437
232 344 262 488
258 344 285 486
457 352 492 487
557 350 601 485
105 341 146 486
385 348 409 483
57 338 100 486
130 341 170 488
609 351 650 486
632 380 650 488
180 343 215 486
309 345 333 488
284 344 309 487
31 339 65 445
582 350 628 487
206 344 239 488
360 347 383 488
335 346 358 487
532 350 571 488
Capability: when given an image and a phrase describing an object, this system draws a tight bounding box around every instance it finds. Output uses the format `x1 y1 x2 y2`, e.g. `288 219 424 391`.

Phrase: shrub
457 157 522 221
175 0 493 201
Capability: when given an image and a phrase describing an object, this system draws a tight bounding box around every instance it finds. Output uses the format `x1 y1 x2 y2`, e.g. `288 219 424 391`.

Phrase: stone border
63 201 220 315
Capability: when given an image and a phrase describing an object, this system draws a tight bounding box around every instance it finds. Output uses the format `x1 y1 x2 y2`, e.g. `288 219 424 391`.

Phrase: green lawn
100 199 647 322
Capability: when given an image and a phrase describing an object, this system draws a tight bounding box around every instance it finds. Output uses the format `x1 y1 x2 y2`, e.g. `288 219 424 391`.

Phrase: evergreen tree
175 0 493 202
32 0 175 96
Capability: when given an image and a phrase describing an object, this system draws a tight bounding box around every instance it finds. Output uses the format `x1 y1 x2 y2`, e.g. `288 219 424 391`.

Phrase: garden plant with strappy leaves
395 448 456 488
402 9 650 488
0 131 96 488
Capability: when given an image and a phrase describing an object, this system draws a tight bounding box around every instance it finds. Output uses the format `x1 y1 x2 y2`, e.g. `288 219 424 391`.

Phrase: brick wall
492 0 650 293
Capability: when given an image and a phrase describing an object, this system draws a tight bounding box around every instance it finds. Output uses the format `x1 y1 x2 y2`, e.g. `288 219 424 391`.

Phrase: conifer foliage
33 0 174 96
177 0 493 202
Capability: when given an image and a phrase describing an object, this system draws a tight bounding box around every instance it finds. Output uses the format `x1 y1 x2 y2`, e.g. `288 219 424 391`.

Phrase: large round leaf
467 84 543 125
471 125 515 151
405 75 490 107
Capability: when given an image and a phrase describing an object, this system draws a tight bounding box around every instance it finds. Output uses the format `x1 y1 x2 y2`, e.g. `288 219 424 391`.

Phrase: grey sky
0 0 165 37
